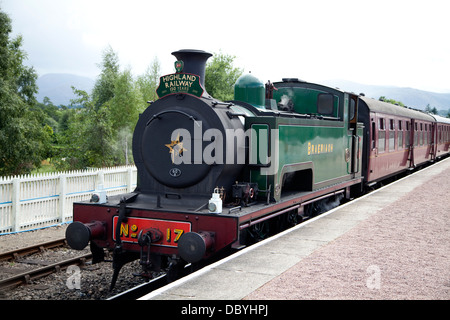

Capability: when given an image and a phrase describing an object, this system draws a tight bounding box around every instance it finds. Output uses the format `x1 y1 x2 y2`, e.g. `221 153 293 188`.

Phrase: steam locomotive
65 49 450 289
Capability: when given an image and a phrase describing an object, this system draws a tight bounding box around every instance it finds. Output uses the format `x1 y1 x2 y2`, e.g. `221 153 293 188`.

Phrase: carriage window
429 125 432 144
405 121 410 146
379 131 386 152
389 119 395 151
414 123 418 146
419 123 423 145
378 118 385 152
371 121 376 149
398 120 403 148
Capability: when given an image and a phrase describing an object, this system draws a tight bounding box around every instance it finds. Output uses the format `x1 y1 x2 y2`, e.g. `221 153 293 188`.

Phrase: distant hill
35 74 450 116
321 79 450 114
36 73 94 106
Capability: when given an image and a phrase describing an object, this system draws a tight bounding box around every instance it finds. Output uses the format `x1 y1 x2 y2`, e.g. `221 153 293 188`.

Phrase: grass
31 159 58 175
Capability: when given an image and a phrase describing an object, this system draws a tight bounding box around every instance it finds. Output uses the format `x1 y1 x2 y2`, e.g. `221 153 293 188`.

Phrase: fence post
12 178 20 232
127 167 133 193
97 170 104 189
59 174 67 223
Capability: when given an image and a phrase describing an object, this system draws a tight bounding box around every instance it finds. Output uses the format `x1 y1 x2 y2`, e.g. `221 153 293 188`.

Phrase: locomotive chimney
171 49 212 88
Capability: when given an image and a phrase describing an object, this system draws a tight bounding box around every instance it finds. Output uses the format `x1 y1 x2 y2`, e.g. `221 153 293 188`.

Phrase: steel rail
0 238 67 262
107 273 168 300
0 253 92 290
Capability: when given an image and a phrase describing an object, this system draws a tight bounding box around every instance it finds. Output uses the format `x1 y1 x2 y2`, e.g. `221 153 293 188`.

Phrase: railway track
0 236 164 299
0 238 67 262
0 238 92 291
107 274 168 300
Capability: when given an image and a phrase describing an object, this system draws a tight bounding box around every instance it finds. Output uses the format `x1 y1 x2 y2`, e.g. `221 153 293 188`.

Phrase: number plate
112 216 191 247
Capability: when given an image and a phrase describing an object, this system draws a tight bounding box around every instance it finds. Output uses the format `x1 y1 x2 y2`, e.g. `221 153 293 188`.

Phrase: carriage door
347 94 361 175
368 114 378 179
407 119 415 168
430 122 436 160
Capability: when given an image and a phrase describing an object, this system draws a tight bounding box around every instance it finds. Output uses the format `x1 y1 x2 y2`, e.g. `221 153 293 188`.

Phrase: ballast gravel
0 225 149 300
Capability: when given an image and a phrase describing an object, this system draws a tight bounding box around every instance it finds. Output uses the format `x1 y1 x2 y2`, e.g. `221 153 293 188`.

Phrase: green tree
92 45 120 108
109 68 145 164
425 104 438 114
379 96 404 107
110 68 143 131
54 88 115 170
0 8 51 176
137 57 161 103
56 46 151 169
205 51 243 101
34 97 61 131
53 45 165 170
55 46 121 169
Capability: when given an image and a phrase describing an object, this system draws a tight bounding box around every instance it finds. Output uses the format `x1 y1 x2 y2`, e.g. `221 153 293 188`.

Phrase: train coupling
138 228 163 271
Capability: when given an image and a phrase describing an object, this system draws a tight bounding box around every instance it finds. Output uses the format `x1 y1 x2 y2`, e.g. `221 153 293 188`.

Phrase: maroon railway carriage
431 114 450 159
358 97 437 186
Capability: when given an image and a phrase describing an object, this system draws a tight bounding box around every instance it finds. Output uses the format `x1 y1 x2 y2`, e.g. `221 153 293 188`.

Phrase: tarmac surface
141 157 450 300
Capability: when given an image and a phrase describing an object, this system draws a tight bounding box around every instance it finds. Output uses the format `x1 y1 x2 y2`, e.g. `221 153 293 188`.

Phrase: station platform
141 157 450 300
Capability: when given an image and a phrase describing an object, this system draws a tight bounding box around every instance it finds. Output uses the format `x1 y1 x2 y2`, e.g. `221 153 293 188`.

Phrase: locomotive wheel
246 221 271 244
166 259 189 283
281 209 299 229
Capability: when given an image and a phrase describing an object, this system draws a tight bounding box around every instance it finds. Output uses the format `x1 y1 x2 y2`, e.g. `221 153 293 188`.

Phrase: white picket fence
0 166 137 235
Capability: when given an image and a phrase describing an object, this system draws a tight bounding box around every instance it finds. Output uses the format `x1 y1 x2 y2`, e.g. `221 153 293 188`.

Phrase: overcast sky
2 0 449 93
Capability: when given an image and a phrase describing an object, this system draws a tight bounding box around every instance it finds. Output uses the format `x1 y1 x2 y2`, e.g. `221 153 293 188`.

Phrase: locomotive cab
241 79 364 202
